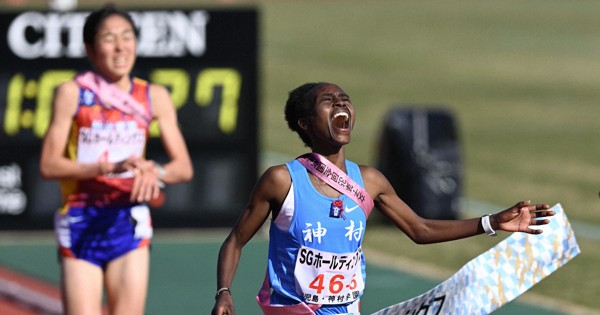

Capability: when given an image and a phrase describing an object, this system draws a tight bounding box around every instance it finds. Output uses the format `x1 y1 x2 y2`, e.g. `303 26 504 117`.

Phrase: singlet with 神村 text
266 159 368 313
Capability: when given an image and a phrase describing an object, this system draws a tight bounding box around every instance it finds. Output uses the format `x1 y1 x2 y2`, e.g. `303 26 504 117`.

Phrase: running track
0 230 585 315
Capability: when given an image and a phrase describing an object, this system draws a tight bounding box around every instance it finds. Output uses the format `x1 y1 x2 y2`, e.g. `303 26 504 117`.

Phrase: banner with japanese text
372 203 580 315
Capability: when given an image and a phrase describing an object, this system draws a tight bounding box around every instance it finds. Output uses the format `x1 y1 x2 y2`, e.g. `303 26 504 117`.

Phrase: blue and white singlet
265 159 368 314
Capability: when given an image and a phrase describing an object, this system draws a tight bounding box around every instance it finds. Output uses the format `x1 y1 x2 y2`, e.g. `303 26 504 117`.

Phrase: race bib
77 121 145 170
295 246 364 305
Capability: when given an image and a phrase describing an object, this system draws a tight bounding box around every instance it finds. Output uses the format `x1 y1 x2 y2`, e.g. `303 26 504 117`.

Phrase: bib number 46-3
308 273 359 295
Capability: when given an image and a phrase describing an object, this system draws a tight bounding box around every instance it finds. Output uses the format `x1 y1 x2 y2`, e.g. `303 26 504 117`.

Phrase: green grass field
257 2 600 310
2 0 599 312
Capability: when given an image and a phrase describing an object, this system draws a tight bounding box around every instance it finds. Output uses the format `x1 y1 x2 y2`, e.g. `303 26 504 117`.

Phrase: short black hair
83 4 136 46
284 82 328 148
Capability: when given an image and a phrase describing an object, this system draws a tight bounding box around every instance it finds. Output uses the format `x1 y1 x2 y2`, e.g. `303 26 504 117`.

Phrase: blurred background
0 0 599 314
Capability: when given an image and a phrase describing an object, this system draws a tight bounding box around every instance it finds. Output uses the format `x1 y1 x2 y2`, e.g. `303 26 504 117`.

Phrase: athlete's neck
311 149 346 172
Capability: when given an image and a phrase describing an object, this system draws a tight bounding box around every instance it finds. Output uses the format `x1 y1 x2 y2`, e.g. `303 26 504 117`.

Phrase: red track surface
0 266 62 315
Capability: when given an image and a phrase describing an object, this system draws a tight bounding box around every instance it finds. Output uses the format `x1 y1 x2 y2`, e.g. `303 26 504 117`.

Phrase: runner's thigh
104 247 150 315
61 257 104 315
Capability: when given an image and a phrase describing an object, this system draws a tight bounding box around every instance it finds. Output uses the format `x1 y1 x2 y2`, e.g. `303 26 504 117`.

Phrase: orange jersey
60 77 152 208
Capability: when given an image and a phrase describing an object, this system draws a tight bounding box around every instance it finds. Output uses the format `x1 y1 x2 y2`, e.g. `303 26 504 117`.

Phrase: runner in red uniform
40 5 193 315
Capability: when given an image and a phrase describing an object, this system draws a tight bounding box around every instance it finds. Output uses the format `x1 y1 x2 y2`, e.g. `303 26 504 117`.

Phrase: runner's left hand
130 159 162 203
495 201 553 234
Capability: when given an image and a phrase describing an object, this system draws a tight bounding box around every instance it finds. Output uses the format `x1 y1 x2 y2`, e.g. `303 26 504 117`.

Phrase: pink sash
74 71 152 127
256 271 320 315
297 153 374 217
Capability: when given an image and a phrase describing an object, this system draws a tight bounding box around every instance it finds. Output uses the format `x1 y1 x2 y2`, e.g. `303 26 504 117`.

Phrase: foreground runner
211 82 553 315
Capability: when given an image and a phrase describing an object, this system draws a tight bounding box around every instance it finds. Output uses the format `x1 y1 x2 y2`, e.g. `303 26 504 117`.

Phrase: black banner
0 8 259 229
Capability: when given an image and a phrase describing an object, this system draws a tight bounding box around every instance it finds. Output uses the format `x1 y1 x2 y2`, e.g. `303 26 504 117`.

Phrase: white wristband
482 214 497 237
215 287 231 299
153 162 166 189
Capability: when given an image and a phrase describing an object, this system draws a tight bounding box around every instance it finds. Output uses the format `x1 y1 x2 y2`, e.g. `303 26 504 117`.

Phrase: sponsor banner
0 9 259 228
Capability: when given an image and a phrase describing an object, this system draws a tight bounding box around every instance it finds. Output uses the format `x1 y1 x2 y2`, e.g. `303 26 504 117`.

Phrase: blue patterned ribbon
372 203 580 315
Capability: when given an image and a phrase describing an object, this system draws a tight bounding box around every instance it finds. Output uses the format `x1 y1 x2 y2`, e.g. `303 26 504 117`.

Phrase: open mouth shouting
332 110 351 131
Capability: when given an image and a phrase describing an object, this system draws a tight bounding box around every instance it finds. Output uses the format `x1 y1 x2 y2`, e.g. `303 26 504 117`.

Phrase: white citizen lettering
43 13 62 58
7 12 46 59
132 10 209 57
344 205 359 213
8 11 206 59
8 12 87 59
132 12 163 56
64 13 87 57
186 11 209 56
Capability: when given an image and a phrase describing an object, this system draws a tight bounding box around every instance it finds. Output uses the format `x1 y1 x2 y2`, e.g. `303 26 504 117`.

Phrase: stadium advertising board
0 8 259 229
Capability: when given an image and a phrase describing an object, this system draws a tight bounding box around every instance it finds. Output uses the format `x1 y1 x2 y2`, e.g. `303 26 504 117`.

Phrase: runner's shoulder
260 164 291 186
358 164 386 181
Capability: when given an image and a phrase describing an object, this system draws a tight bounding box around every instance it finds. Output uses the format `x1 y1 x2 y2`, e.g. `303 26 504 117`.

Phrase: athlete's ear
85 44 96 61
298 118 310 131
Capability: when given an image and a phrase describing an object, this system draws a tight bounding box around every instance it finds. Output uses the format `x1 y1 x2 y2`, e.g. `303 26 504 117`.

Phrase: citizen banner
372 203 580 315
0 9 259 229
